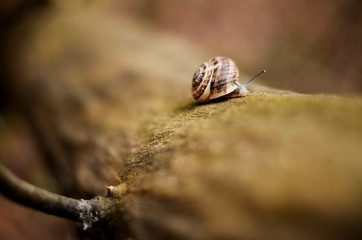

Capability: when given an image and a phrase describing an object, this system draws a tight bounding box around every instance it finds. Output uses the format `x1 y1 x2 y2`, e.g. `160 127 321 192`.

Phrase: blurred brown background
108 0 362 94
0 0 361 239
2 0 362 94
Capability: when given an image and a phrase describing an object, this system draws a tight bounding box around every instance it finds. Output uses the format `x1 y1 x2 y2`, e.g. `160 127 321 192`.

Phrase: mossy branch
0 162 111 230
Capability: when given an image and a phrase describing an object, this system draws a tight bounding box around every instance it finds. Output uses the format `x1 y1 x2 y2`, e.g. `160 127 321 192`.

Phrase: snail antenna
243 69 266 87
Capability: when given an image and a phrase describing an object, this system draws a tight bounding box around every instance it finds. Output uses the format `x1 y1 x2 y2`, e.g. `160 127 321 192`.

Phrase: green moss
120 92 362 186
117 91 362 227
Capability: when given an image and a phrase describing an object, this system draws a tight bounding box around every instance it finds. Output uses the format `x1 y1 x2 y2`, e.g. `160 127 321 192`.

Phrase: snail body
192 56 265 103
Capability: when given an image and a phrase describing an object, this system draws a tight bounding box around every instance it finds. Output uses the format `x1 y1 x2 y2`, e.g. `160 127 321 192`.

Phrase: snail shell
192 56 244 103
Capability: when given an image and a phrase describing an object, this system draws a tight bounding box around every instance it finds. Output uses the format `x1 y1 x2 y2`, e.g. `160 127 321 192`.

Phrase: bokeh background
0 0 361 239
108 0 362 94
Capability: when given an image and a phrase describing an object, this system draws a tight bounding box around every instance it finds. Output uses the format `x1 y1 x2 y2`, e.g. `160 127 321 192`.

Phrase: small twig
0 162 111 230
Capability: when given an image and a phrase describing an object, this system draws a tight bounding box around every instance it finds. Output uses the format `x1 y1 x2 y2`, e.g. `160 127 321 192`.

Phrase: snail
192 56 266 103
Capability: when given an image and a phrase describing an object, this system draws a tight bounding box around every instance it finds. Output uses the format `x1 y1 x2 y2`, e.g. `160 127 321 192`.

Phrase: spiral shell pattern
192 57 239 103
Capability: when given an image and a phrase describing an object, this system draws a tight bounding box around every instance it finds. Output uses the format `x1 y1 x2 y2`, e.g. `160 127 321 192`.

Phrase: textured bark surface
2 6 362 240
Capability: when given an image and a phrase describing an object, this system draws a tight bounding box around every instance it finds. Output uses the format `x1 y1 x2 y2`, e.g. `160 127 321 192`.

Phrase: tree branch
0 162 111 230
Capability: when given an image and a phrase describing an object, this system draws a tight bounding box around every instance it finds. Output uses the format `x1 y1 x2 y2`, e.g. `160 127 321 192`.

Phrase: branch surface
0 162 111 230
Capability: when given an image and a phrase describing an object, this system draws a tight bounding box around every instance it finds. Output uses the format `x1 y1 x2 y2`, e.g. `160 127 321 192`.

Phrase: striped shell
192 56 240 103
